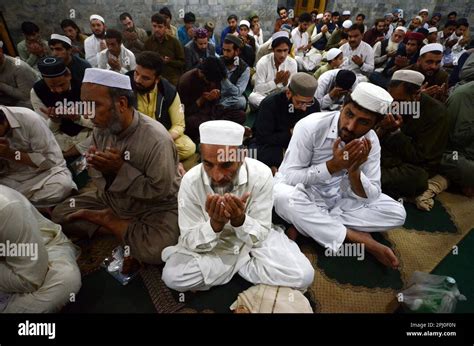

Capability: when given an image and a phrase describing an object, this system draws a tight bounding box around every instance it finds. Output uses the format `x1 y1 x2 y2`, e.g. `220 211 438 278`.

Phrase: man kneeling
162 120 314 292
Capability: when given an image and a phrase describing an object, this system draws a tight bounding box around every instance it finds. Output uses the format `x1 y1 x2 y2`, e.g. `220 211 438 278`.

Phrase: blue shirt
178 26 192 46
218 27 240 54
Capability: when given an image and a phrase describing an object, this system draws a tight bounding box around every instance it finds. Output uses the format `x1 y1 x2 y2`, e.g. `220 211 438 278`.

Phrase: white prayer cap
350 82 393 115
239 20 250 28
82 68 132 90
415 16 423 22
271 30 290 41
199 120 244 146
419 8 429 14
420 43 443 56
326 47 342 61
271 30 292 48
391 70 425 86
50 34 72 47
90 14 105 23
342 20 352 29
342 10 351 16
231 285 313 313
316 13 323 19
428 27 438 34
394 26 408 33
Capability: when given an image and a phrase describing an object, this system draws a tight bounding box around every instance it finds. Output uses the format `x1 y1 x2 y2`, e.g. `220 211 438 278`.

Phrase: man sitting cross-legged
0 185 81 313
162 120 314 292
273 82 406 269
51 68 181 265
0 106 76 205
379 70 449 211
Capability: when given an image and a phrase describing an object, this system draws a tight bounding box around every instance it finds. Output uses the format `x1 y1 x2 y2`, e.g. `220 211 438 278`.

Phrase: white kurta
249 28 264 48
384 25 394 40
273 112 406 251
248 53 298 108
0 185 81 313
340 41 375 78
161 158 314 291
291 27 309 57
0 106 76 205
84 34 104 68
314 68 359 111
97 45 137 74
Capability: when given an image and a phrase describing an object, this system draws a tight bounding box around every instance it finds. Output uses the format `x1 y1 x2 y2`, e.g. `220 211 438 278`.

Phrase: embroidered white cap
326 48 342 61
350 82 394 115
82 68 132 90
50 34 72 47
420 43 443 56
342 20 353 29
392 70 425 86
90 14 105 23
239 20 250 28
200 120 245 146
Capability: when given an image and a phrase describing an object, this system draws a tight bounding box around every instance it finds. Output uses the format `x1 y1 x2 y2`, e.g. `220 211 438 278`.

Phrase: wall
325 0 473 35
1 0 278 50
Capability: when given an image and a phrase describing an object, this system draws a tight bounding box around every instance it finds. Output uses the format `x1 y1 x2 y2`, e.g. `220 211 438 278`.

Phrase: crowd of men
0 5 473 313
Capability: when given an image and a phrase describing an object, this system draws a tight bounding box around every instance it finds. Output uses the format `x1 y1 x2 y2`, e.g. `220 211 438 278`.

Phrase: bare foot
271 166 278 176
121 256 140 274
66 208 115 224
346 229 399 269
244 126 253 138
286 225 299 241
66 208 131 239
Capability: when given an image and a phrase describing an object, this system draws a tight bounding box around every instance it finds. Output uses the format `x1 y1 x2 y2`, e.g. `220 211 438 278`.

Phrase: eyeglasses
292 98 315 108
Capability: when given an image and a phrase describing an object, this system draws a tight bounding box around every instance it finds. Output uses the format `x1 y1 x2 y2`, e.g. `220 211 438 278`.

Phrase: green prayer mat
67 192 474 313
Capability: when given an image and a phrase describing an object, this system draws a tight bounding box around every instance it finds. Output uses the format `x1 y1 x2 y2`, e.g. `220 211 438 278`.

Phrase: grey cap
224 34 243 49
289 73 318 97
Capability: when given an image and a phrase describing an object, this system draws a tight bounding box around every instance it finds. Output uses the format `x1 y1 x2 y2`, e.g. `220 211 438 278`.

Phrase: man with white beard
373 26 406 70
161 120 314 292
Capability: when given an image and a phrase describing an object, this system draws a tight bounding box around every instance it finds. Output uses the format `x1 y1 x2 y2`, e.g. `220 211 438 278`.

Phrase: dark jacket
255 90 321 148
184 40 216 72
383 43 419 76
33 78 84 136
127 71 178 131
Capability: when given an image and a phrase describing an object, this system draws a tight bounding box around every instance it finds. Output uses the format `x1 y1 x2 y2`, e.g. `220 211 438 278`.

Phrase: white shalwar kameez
0 106 76 205
273 111 406 252
0 185 81 313
162 157 314 292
